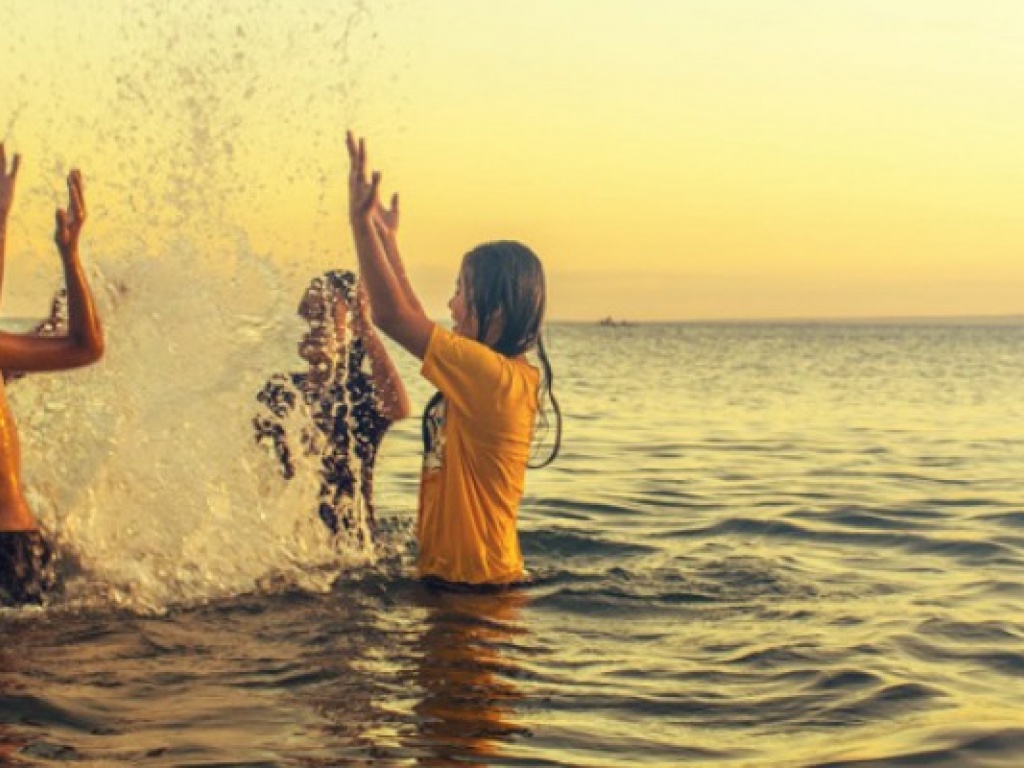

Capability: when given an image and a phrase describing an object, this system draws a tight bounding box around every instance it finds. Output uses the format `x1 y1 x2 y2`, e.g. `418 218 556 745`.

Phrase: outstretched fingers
54 168 86 252
0 144 21 218
365 170 382 213
67 169 86 226
54 207 68 246
346 130 367 184
0 144 20 181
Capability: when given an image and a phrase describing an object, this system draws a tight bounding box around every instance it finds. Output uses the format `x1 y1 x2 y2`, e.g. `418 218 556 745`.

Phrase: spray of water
0 1 400 612
11 246 384 613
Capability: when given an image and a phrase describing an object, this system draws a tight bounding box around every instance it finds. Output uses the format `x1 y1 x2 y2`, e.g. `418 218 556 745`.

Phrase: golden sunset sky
1 1 1022 320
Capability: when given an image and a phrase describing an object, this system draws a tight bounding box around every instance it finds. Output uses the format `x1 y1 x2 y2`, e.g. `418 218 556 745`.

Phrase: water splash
0 1 392 295
10 245 381 613
0 0 397 612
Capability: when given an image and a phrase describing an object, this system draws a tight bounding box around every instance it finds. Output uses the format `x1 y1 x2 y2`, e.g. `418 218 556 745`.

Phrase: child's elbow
75 332 105 366
87 336 105 363
395 388 412 420
382 398 411 422
392 400 411 421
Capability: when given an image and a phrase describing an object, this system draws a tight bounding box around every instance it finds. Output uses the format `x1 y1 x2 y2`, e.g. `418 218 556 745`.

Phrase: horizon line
546 313 1024 325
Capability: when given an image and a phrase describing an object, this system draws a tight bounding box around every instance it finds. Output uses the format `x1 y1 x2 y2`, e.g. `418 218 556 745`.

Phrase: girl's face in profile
448 267 474 338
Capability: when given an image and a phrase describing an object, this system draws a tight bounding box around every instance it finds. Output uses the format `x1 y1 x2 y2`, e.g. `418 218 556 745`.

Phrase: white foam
10 245 380 613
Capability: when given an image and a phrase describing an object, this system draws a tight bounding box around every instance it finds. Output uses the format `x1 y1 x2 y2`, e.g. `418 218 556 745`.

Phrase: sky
1 0 1022 320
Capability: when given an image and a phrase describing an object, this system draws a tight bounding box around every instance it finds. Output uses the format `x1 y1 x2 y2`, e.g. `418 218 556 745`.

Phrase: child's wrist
350 216 374 234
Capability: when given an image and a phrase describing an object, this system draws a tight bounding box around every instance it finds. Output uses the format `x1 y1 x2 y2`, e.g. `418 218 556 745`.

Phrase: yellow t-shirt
418 326 539 584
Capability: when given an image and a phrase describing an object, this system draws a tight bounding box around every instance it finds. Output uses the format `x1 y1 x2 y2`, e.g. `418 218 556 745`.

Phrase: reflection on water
407 588 528 766
304 578 530 766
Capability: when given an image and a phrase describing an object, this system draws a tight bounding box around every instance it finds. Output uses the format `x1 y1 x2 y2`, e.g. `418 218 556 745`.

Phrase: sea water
1 319 1023 766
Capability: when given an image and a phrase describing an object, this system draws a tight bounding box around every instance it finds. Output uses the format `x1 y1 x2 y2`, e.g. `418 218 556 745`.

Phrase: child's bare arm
346 132 434 359
0 168 103 372
350 284 410 421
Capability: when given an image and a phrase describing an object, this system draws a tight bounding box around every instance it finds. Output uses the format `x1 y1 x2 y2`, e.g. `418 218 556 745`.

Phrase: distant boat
598 316 634 327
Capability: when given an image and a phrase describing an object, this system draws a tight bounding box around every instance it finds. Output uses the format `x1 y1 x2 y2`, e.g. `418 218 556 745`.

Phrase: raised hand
374 191 400 242
345 131 382 226
342 131 431 358
0 161 103 373
0 143 21 223
54 169 86 257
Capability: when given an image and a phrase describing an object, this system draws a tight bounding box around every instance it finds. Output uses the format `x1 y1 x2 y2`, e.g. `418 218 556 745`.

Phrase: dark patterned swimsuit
0 531 56 607
254 371 390 537
253 270 392 539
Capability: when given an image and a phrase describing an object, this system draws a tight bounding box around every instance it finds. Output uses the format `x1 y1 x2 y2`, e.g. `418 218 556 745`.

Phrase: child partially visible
254 270 408 543
0 145 105 606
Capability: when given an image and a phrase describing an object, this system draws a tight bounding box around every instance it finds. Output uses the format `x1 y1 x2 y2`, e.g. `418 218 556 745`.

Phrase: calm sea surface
3 321 1024 766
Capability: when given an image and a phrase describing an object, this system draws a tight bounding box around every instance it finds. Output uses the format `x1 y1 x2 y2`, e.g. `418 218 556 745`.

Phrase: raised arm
57 170 105 361
373 192 425 318
0 144 21 311
346 131 433 359
0 168 104 372
351 282 410 421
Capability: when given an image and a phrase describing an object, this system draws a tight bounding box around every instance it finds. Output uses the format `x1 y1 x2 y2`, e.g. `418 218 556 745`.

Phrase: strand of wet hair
529 333 562 469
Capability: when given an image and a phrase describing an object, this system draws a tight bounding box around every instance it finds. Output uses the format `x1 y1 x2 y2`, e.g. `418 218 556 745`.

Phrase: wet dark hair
423 241 561 468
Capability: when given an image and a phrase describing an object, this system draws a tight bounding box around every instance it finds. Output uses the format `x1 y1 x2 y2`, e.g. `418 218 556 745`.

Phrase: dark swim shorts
0 531 56 607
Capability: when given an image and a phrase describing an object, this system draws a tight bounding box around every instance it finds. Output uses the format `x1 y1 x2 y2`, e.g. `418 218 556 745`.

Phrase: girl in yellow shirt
344 132 561 586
